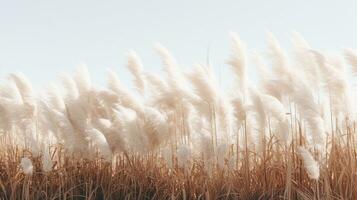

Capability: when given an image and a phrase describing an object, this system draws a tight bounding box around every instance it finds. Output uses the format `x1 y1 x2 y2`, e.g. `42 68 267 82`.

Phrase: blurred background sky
0 0 356 89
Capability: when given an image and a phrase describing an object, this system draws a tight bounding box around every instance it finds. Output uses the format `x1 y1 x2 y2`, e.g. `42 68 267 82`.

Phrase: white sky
1 0 356 89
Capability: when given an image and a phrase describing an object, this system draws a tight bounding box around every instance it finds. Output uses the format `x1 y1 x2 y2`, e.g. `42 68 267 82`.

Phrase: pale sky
1 0 356 88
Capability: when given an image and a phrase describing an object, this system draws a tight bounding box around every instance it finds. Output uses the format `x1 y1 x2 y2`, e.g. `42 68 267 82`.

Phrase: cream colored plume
20 157 33 175
297 147 320 180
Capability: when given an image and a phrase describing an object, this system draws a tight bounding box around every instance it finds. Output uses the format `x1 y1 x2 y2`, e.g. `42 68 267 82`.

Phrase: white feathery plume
297 147 320 180
47 106 88 153
0 81 23 130
46 84 66 111
88 89 116 120
186 104 206 138
344 48 357 76
20 157 33 175
266 32 290 76
145 73 169 94
60 73 79 101
154 43 182 93
73 65 93 113
261 94 286 122
107 69 144 115
227 32 247 97
8 73 36 123
0 98 14 131
94 118 126 154
113 106 148 154
37 99 57 138
127 51 147 95
8 73 38 153
291 32 321 93
143 107 170 149
0 79 22 101
259 78 297 102
154 43 179 78
293 83 326 150
186 64 219 103
97 89 120 106
248 88 267 151
231 95 247 129
216 96 234 141
312 50 354 119
264 33 301 102
36 99 62 142
8 73 36 107
74 64 92 95
155 44 199 105
261 94 290 143
51 77 87 153
85 128 112 161
63 96 88 134
144 73 173 108
249 88 267 129
253 52 271 82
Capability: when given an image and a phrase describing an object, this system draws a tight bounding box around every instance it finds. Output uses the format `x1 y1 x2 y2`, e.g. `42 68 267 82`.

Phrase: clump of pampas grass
0 32 357 200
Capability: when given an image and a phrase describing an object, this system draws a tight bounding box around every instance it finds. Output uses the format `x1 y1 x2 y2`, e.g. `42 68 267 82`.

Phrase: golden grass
1 132 356 200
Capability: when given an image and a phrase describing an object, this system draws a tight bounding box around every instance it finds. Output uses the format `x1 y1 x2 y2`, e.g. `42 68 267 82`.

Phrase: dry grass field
0 33 357 199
